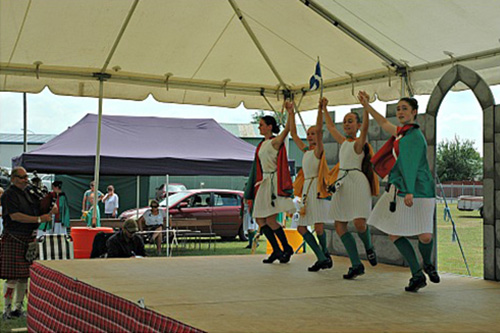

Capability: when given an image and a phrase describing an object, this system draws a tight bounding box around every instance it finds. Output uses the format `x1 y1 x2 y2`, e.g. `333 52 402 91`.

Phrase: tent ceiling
1 0 499 111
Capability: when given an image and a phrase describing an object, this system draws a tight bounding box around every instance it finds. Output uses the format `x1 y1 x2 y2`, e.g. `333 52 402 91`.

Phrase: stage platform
30 254 500 332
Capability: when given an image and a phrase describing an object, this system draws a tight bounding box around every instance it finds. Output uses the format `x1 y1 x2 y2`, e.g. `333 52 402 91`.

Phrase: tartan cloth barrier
28 263 204 333
38 234 74 260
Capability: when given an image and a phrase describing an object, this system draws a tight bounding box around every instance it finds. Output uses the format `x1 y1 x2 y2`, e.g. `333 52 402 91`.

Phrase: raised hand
284 100 294 114
357 91 370 107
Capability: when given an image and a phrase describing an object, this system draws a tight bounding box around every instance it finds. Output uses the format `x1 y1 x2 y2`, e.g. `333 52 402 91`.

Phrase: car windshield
159 191 190 207
168 184 187 192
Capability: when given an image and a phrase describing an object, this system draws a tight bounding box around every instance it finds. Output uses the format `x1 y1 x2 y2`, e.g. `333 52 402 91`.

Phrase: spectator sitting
107 219 146 258
137 200 165 255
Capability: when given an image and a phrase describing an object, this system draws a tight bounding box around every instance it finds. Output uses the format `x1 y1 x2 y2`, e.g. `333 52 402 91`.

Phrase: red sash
371 124 418 178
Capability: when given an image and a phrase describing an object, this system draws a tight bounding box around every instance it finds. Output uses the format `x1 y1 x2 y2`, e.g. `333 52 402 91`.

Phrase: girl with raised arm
290 98 333 271
323 97 379 280
244 102 296 264
359 91 438 292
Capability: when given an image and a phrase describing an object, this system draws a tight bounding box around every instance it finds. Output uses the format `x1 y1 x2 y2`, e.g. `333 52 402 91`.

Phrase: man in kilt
1 167 53 320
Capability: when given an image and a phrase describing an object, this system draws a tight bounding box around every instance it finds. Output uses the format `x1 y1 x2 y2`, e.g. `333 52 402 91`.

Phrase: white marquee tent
1 0 499 112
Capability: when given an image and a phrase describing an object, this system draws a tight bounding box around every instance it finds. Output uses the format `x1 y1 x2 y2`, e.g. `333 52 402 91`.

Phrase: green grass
0 206 483 330
436 203 483 277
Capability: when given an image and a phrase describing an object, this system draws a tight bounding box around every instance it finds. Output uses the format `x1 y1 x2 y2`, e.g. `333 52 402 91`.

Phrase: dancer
290 98 333 271
360 91 439 292
244 101 296 264
323 96 379 279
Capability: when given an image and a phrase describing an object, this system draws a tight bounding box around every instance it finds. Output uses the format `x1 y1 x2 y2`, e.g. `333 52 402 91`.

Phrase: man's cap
123 219 139 233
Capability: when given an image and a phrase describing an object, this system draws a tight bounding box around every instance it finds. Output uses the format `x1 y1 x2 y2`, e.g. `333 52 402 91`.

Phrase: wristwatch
37 216 41 223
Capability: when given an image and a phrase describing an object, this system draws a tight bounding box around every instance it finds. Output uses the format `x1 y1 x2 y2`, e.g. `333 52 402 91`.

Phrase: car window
188 193 212 207
168 184 187 192
213 193 240 207
160 191 190 207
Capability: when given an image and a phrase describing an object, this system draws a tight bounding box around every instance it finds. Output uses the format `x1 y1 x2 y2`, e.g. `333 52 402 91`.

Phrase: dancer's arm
272 100 293 150
314 98 325 159
289 105 307 152
354 107 369 154
322 98 345 144
358 91 397 137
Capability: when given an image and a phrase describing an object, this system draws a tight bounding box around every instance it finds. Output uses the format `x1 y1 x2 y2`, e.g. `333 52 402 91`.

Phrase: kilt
0 232 35 279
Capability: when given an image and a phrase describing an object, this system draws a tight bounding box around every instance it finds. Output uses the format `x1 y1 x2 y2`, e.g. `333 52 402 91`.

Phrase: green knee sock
340 232 361 267
303 231 327 262
317 232 329 255
247 230 256 247
358 225 373 251
394 237 422 276
418 239 434 266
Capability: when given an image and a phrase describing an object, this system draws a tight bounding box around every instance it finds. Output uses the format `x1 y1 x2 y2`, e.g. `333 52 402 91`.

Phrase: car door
170 192 213 231
211 192 242 238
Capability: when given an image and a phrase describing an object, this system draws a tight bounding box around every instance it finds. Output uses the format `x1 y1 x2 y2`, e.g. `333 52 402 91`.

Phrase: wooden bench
170 219 217 251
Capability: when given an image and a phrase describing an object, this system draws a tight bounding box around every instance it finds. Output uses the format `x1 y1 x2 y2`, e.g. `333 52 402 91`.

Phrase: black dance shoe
405 274 427 292
423 264 440 283
10 309 25 318
263 251 282 264
244 244 252 249
279 246 294 264
366 248 378 266
308 259 333 272
324 254 334 268
343 264 365 280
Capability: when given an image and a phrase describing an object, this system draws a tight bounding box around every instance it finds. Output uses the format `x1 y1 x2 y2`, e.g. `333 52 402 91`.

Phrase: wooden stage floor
39 254 500 332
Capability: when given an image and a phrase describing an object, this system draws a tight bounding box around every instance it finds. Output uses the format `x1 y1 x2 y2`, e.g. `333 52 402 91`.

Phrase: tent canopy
1 0 499 111
13 114 256 176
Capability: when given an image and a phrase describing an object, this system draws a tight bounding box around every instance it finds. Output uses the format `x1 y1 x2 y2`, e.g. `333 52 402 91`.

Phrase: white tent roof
1 0 499 111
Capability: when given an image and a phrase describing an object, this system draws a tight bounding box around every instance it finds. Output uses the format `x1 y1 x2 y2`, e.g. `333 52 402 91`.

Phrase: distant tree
251 110 287 127
436 136 482 181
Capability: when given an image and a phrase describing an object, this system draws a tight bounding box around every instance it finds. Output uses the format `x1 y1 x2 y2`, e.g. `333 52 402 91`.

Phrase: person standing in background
102 185 119 218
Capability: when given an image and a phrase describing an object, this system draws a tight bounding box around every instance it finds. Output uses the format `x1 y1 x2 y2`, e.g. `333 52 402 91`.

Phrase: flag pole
318 56 323 100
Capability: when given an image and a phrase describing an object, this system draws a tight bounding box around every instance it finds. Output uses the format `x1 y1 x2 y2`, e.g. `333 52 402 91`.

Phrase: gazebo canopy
1 0 499 111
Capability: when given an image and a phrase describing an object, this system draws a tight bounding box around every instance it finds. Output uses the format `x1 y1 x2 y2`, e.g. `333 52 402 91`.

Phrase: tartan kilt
0 233 35 279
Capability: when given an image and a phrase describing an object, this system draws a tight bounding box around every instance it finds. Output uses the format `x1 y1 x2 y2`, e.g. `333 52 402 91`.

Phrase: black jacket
106 230 146 258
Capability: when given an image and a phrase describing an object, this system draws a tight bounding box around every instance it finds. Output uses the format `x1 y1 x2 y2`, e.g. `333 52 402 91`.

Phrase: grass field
0 203 483 330
436 203 483 277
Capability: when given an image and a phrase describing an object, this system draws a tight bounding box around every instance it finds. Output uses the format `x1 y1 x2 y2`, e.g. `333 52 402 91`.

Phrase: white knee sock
14 280 28 311
3 281 16 312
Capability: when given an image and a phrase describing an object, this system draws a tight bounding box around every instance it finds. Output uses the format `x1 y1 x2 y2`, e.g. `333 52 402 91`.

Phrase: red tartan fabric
27 263 205 333
0 233 34 279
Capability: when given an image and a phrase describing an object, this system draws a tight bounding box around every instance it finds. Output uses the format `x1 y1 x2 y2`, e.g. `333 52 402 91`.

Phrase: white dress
368 136 435 236
252 140 295 218
329 140 372 221
296 150 331 226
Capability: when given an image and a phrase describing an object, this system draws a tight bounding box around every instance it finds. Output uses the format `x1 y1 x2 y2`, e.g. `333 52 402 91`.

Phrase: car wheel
479 206 484 218
238 225 248 242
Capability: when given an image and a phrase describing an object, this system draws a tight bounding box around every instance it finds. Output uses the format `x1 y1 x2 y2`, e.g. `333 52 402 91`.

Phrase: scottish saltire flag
309 60 322 91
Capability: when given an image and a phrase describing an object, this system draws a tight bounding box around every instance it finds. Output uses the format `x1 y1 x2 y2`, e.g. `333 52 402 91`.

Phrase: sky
1 85 499 156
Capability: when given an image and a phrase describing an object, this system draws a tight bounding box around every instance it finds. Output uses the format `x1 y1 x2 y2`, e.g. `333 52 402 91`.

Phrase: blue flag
309 61 322 91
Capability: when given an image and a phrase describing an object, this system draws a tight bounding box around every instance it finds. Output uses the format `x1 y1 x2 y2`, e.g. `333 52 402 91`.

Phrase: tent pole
23 92 27 153
228 0 288 91
91 77 105 227
165 174 170 257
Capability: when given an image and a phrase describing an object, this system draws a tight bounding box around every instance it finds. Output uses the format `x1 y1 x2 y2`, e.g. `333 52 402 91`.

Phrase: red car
119 189 246 240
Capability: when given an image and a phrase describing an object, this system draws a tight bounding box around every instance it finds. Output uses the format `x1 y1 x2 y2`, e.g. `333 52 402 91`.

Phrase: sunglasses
151 205 159 208
15 175 29 179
